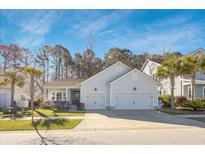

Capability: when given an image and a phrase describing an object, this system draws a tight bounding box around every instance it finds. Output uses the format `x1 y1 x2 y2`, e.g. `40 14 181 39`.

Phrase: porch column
66 88 71 104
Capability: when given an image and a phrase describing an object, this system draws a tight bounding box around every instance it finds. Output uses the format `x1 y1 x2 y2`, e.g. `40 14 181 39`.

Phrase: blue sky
0 10 205 58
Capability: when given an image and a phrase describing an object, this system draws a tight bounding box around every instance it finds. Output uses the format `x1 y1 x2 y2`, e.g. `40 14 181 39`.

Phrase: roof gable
141 59 161 71
109 68 160 85
185 48 205 57
79 61 131 85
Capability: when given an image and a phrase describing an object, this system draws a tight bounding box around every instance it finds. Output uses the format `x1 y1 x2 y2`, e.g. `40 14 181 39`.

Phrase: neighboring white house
141 48 205 100
44 61 160 110
0 85 29 108
0 72 33 108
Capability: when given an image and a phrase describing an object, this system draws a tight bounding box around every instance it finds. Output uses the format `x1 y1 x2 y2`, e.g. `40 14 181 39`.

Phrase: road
1 128 205 145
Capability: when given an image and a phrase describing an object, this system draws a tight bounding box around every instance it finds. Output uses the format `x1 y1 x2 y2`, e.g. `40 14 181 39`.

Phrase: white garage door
115 93 153 110
0 94 7 107
86 93 105 109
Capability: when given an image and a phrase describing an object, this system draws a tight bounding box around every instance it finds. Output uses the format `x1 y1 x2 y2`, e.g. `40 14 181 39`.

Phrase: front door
72 91 80 104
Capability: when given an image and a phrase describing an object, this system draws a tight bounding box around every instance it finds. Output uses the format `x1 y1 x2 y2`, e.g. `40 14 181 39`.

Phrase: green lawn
0 108 84 118
0 119 82 131
159 109 205 115
188 117 205 123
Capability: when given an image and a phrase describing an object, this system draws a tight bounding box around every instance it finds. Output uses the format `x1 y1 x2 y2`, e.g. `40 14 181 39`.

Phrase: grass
0 119 82 131
0 108 85 118
188 117 205 123
159 109 205 115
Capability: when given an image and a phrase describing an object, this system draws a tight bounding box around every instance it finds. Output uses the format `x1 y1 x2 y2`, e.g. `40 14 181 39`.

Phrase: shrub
76 102 85 110
34 97 44 108
2 107 16 114
39 101 54 109
185 99 205 111
174 96 187 107
159 95 171 108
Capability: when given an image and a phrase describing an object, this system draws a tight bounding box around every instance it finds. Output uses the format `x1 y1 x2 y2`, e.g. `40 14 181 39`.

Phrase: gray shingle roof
43 78 85 87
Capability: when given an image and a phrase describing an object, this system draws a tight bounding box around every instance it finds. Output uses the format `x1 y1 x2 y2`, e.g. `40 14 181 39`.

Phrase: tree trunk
191 73 196 101
170 77 175 111
30 75 34 122
47 58 49 84
10 78 15 107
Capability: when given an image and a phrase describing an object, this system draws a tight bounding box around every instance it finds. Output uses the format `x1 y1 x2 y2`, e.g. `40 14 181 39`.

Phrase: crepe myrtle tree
180 55 205 101
157 55 182 110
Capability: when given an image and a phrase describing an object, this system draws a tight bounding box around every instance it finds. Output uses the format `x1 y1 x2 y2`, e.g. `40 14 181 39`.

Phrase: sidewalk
176 114 205 118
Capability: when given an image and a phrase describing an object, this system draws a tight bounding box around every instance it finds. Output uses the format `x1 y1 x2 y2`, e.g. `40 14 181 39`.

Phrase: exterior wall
110 70 159 109
14 85 29 107
0 88 11 107
80 63 131 107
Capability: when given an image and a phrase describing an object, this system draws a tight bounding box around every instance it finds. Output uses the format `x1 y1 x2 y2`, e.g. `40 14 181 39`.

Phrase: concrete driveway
75 110 205 131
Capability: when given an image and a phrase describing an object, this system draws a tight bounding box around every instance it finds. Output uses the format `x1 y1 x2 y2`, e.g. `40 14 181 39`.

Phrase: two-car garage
80 62 159 110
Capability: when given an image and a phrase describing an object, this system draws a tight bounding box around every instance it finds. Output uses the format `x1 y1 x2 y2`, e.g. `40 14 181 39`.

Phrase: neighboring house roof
44 78 85 88
184 48 205 57
141 59 161 71
109 68 161 86
78 61 131 85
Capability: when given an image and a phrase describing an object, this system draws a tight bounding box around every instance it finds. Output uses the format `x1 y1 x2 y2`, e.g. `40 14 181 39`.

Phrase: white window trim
203 87 205 99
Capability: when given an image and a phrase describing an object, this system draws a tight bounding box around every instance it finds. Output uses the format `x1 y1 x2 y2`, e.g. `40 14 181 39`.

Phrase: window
188 86 191 99
52 92 55 100
21 95 26 101
56 92 62 100
63 93 66 99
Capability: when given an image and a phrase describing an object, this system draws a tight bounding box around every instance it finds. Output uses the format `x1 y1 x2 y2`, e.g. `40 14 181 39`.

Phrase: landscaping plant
185 99 205 111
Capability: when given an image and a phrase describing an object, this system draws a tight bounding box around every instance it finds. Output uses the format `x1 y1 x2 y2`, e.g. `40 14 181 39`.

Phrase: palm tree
23 66 43 123
180 55 205 101
157 55 182 110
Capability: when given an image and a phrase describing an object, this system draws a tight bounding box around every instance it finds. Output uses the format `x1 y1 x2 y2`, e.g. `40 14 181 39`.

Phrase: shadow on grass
33 119 67 145
35 119 66 129
35 110 49 118
1 113 24 119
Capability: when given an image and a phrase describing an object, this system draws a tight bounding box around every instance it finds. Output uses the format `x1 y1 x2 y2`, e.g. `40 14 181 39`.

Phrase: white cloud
2 10 61 48
67 10 134 37
99 13 205 53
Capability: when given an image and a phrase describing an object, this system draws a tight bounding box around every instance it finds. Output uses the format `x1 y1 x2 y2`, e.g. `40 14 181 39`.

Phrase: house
44 61 160 110
0 85 29 108
141 48 205 99
0 71 30 108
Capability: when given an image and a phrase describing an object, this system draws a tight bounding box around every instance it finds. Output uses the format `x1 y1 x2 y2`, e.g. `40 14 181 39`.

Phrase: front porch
45 88 80 106
43 79 85 108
